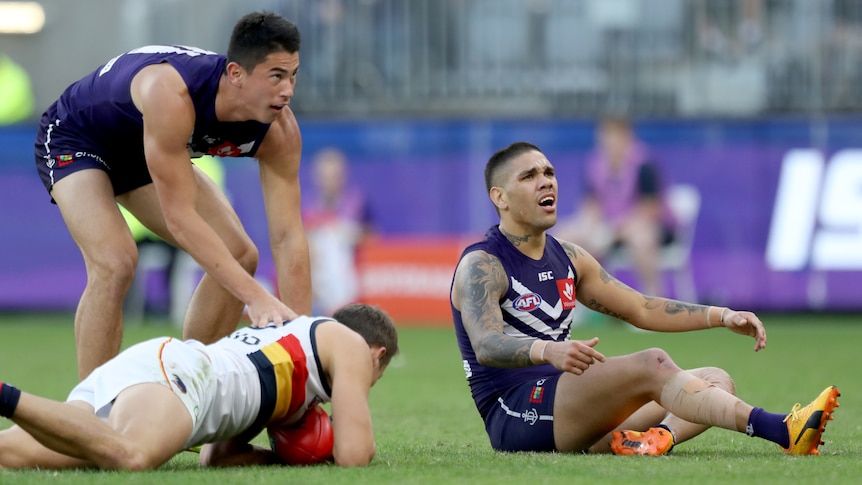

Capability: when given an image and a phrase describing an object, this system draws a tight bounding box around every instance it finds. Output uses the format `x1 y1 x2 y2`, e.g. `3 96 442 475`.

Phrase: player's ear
372 346 387 363
490 186 506 210
225 61 244 86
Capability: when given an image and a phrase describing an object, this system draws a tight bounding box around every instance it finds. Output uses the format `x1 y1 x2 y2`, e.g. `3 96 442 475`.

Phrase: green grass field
0 312 860 484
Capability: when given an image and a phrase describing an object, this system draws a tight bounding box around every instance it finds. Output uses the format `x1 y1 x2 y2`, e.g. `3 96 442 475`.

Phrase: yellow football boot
782 385 840 455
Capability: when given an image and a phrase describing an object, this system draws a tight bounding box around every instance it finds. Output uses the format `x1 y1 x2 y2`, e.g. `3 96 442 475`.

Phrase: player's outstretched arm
131 64 298 328
557 239 767 350
255 106 312 315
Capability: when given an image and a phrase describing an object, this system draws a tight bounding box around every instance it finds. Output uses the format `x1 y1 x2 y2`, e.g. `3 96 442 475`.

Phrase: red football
268 405 334 466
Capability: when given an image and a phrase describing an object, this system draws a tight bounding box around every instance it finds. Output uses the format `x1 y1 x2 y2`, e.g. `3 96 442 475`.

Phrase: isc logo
766 149 862 270
513 293 542 312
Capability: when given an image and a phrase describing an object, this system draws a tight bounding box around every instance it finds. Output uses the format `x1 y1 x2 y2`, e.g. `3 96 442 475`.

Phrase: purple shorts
33 108 152 202
483 373 561 452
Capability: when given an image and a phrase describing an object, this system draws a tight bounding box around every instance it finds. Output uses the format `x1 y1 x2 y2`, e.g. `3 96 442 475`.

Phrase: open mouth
539 195 555 207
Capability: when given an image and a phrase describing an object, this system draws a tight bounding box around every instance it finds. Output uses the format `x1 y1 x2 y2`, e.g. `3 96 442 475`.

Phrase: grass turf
0 311 859 484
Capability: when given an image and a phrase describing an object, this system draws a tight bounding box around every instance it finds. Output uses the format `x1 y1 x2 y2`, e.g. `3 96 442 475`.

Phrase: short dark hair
484 141 543 193
332 303 399 368
227 11 301 72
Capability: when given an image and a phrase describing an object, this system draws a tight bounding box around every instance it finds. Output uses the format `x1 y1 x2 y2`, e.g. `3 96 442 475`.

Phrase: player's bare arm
255 106 312 315
131 65 281 320
557 238 767 349
318 322 378 467
452 250 534 368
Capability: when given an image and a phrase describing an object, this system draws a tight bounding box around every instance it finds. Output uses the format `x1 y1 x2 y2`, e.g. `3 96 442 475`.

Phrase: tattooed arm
555 238 767 349
451 250 535 368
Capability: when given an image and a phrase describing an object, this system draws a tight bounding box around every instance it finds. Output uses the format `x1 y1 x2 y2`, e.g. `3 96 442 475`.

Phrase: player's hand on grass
721 309 767 352
546 337 606 375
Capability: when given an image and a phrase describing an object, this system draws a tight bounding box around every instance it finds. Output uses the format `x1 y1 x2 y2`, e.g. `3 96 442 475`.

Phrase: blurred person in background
32 11 311 380
303 147 374 315
558 116 676 297
0 53 35 125
450 141 840 457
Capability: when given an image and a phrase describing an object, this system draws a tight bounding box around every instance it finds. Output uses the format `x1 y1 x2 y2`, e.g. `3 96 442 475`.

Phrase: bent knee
691 366 736 395
102 446 163 472
633 348 681 373
85 247 138 288
233 238 259 274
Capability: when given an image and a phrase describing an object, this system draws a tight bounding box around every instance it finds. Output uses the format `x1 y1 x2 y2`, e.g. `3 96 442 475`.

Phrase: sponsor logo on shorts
74 151 110 169
529 377 547 404
529 386 544 404
172 374 188 394
204 137 254 157
513 292 542 312
56 154 74 167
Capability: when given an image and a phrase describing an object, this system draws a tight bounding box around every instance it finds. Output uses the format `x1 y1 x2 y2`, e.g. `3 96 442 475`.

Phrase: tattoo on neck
503 230 531 247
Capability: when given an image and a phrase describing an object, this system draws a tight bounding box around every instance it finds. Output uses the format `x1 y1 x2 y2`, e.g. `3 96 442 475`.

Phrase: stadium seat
603 184 701 302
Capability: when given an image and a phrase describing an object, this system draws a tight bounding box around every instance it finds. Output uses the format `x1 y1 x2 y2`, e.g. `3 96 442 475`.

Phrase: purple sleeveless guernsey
451 225 578 418
37 45 270 168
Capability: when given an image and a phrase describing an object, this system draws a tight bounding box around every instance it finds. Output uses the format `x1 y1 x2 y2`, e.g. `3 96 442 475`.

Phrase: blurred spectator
557 116 676 297
0 53 35 125
693 0 764 60
303 147 374 315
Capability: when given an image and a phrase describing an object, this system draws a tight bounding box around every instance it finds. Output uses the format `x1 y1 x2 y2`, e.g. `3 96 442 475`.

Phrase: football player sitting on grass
0 303 397 470
450 142 841 457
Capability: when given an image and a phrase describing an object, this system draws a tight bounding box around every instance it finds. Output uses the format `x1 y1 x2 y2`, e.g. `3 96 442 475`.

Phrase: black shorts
483 373 561 452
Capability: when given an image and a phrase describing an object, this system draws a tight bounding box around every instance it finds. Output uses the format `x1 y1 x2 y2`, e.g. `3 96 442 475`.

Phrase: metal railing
10 0 862 118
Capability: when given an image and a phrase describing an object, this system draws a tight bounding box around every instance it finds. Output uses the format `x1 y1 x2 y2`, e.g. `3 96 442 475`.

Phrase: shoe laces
783 403 802 424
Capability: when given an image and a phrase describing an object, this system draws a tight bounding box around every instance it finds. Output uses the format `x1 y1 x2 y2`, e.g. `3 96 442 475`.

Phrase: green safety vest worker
0 54 35 125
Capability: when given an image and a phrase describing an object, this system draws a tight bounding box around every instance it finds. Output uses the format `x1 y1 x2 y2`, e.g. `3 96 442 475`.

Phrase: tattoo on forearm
458 252 534 368
661 300 702 316
586 298 628 321
481 334 533 368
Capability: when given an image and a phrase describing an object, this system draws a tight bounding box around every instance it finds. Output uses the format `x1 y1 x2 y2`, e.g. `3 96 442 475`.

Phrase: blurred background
3 0 862 324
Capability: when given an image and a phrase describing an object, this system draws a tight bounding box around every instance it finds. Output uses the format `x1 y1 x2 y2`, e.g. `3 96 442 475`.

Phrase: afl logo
513 293 542 312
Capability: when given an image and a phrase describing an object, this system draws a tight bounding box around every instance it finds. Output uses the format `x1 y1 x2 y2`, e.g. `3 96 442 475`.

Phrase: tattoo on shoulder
459 252 507 326
559 240 584 260
598 268 631 290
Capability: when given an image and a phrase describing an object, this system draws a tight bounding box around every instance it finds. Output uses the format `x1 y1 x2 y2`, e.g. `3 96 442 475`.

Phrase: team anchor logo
522 408 539 425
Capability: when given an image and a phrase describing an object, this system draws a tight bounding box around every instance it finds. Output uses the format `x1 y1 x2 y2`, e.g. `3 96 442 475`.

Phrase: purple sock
746 407 789 448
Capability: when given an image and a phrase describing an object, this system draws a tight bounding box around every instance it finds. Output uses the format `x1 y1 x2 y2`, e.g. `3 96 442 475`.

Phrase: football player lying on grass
0 303 397 470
